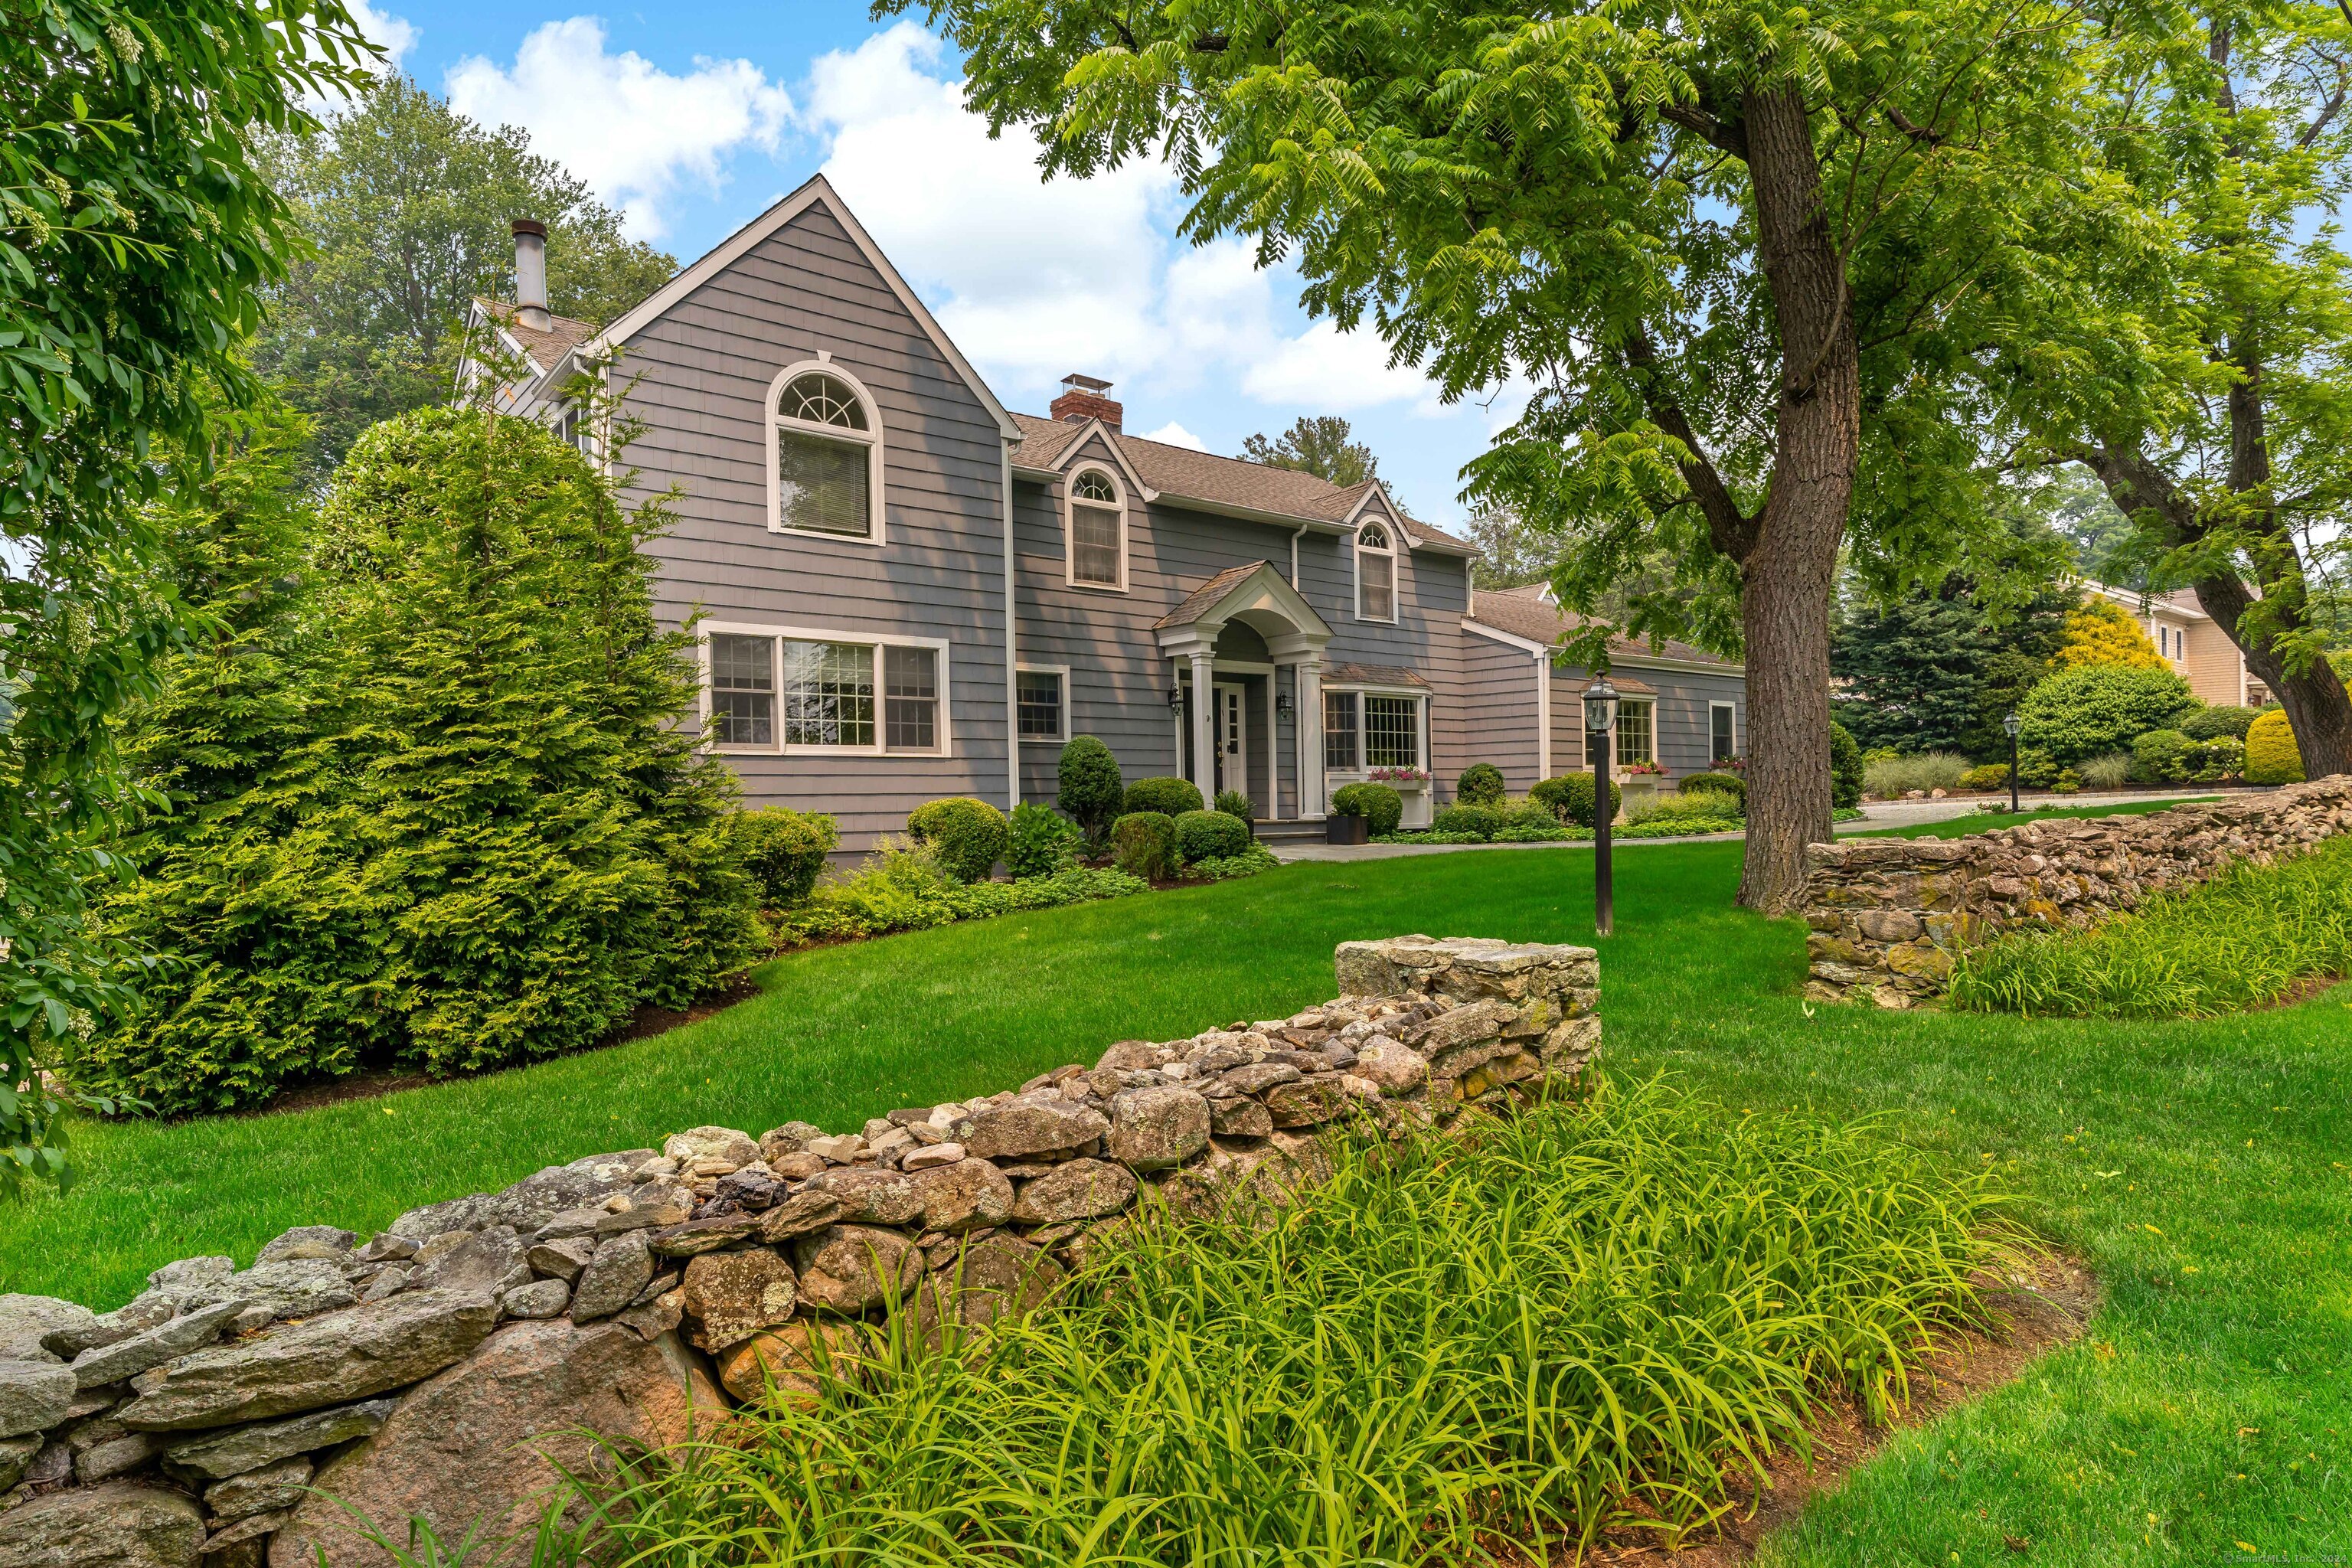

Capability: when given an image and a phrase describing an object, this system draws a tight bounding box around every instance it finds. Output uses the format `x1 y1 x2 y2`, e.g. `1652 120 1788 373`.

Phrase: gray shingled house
461 178 1746 851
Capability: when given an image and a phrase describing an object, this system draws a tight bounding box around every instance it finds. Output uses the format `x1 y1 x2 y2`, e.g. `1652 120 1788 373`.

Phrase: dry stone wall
1801 779 2352 1006
0 935 1597 1568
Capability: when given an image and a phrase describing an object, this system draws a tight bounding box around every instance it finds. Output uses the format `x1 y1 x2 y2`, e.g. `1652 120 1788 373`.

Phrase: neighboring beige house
2086 583 2270 707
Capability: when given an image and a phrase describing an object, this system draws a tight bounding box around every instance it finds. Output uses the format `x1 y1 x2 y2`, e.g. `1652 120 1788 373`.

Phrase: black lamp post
2003 710 2022 815
1583 675 1619 937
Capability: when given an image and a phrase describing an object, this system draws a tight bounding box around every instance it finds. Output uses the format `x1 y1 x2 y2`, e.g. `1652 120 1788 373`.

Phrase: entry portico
1155 561 1331 819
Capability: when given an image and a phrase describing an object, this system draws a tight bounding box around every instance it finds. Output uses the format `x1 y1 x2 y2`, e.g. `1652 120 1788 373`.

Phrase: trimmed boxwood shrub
2019 664 2198 765
733 807 838 905
1530 773 1621 828
1677 771 1747 808
1331 782 1404 835
1431 804 1502 840
1111 812 1177 880
1057 736 1124 848
907 797 1009 883
2183 704 2259 742
1007 801 1081 879
1455 763 1506 806
2245 709 2305 784
1175 808 1251 864
1123 776 1204 818
2129 728 2197 783
1830 720 1864 808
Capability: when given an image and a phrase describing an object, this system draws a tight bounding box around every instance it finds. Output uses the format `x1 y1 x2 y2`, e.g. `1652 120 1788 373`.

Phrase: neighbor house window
1067 468 1126 589
769 364 881 541
709 633 775 746
1017 667 1067 741
1325 691 1361 770
1710 701 1736 763
1616 699 1655 766
1355 521 1396 621
1365 694 1419 767
709 627 949 755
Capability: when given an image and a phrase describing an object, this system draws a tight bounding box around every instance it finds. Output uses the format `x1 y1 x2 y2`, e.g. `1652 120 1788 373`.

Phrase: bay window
1615 699 1655 766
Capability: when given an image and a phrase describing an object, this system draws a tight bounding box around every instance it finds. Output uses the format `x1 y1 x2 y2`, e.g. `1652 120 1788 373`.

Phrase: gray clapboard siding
1456 634 1545 795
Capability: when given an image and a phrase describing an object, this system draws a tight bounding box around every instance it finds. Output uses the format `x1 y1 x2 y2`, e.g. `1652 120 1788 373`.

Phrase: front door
1214 682 1247 804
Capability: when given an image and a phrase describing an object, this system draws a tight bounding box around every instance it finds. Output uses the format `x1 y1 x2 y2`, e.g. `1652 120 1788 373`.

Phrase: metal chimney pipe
511 219 550 331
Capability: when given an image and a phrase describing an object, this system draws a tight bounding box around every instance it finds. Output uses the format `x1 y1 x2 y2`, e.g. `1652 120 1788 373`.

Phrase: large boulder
114 1290 499 1432
267 1320 717 1568
0 1481 204 1568
1106 1086 1209 1171
956 1096 1107 1161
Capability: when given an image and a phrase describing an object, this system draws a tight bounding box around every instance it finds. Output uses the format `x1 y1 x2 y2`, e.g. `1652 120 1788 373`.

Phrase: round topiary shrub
2129 728 2196 784
1829 721 1864 808
2019 664 2198 765
2182 704 2259 742
1174 808 1251 864
1455 763 1507 807
1123 776 1204 818
2244 709 2305 784
906 797 1009 883
1677 770 1748 808
732 807 839 906
1111 811 1176 880
1958 763 2009 793
1057 736 1124 847
1007 800 1080 879
1431 804 1502 839
1331 781 1404 835
1213 789 1255 826
1530 773 1621 828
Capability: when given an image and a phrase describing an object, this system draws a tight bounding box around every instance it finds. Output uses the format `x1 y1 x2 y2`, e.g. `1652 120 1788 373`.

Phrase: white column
1298 656 1325 817
1263 674 1279 819
1189 648 1217 804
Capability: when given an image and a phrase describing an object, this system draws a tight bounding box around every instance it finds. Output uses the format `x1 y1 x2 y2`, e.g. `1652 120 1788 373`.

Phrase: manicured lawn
10 798 2347 1564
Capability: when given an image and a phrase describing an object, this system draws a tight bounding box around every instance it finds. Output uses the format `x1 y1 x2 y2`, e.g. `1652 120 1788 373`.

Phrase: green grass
8 805 2350 1563
1952 836 2352 1018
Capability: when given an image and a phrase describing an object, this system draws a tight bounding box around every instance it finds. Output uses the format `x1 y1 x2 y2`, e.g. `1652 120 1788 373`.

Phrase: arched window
1355 519 1396 621
766 362 883 542
1065 466 1127 590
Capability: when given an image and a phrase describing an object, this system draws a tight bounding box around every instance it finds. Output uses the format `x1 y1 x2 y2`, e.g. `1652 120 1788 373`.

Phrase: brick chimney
1049 372 1122 431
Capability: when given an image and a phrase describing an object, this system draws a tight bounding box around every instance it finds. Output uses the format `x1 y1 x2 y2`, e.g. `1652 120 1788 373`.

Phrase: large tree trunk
1735 88 1855 911
2194 570 2352 776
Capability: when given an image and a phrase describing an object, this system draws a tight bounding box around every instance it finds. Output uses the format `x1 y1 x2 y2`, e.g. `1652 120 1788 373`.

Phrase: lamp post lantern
1583 675 1619 936
2003 710 2022 815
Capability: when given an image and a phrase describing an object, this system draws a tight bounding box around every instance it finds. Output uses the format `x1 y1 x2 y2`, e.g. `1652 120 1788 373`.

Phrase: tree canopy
1240 415 1380 489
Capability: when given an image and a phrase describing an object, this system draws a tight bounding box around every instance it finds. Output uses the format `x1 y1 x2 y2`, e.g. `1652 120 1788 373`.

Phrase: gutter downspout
1001 438 1020 813
1289 524 1306 590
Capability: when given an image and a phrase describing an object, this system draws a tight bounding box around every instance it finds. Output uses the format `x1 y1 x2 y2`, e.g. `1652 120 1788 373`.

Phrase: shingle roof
1155 562 1279 630
1324 662 1431 688
1468 585 1739 670
1010 413 1472 552
475 299 598 375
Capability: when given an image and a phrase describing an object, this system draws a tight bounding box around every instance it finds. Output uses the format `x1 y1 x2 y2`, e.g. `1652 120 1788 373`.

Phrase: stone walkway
1267 787 2249 864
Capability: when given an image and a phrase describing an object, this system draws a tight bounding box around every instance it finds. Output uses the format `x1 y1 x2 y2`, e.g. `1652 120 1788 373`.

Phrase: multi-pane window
1356 521 1396 621
773 370 877 540
782 640 875 747
1616 699 1655 766
1069 470 1123 587
1365 695 1419 767
1324 691 1360 770
884 646 938 751
1710 702 1736 763
1017 669 1066 740
709 634 775 746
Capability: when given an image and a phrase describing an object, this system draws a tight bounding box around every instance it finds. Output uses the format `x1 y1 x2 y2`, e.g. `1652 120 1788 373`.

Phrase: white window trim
1353 519 1399 623
699 620 950 759
1062 464 1130 592
1709 700 1738 763
764 357 886 547
1015 662 1072 744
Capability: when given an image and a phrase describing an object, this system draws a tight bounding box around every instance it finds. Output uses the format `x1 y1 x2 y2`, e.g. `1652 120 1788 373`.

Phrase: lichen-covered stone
0 1481 204 1568
679 1249 797 1351
1106 1086 1210 1171
1008 1158 1137 1224
791 1226 929 1315
160 1397 400 1479
958 1096 1109 1161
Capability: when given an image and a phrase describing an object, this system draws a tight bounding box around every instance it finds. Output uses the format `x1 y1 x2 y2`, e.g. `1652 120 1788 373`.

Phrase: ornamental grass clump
1949 835 2352 1019
514 1080 2012 1566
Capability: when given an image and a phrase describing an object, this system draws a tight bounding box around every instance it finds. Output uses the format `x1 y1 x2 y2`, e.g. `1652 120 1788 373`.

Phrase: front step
1253 818 1330 845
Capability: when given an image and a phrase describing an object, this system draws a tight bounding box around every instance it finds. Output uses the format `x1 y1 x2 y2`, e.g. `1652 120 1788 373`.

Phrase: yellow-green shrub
2243 710 2305 784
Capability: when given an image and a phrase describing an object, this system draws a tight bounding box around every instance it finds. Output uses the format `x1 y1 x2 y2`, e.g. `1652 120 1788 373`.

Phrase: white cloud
348 0 416 73
446 18 793 240
1138 420 1207 451
1241 319 1436 413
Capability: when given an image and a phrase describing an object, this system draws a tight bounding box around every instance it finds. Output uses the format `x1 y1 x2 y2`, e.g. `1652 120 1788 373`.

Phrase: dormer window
767 362 884 543
1066 466 1128 590
1356 519 1396 621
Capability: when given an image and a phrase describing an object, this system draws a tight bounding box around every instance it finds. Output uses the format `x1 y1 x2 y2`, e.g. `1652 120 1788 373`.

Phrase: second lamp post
1583 675 1619 936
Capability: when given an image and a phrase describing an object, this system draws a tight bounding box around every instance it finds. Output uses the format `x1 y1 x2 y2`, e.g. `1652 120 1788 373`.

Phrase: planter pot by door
1327 815 1369 845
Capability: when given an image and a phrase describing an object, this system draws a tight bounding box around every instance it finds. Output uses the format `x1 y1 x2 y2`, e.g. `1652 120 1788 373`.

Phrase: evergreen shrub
1531 773 1620 828
1056 737 1124 848
2018 665 2197 764
1123 776 1204 818
1007 802 1081 879
1174 808 1251 864
2129 729 2196 784
1829 721 1864 808
1330 782 1403 835
1111 812 1177 880
2244 710 2305 784
1454 763 1506 806
1958 764 2009 792
1213 789 1256 826
1677 771 1747 808
2182 705 2259 742
907 798 1009 883
733 808 838 906
1430 804 1502 839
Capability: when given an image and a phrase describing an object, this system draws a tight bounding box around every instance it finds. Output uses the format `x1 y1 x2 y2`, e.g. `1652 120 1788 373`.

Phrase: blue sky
349 0 1524 528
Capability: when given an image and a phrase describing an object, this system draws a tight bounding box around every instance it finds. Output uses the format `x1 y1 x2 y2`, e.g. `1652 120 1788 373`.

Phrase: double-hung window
769 365 882 541
707 629 947 755
1355 521 1396 621
1710 701 1736 764
1067 469 1125 589
1017 668 1067 742
1615 699 1655 767
1324 691 1360 771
